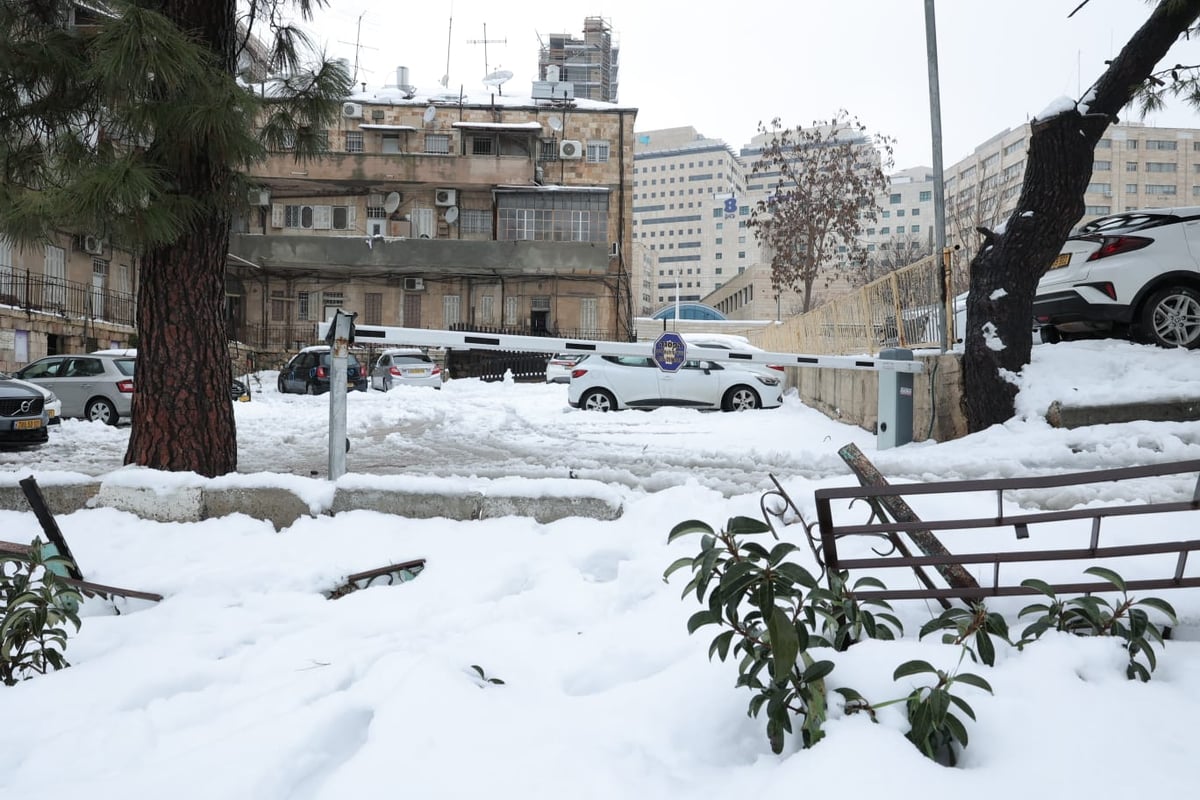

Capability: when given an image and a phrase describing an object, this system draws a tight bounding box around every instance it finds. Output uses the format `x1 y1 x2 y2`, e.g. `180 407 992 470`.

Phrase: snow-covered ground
1 339 1199 798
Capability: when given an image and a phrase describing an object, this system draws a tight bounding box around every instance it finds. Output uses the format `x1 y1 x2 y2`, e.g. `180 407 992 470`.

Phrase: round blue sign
653 332 687 372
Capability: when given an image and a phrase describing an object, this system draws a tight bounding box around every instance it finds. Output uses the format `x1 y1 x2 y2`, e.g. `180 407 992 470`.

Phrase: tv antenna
337 12 378 84
441 7 453 88
466 23 506 78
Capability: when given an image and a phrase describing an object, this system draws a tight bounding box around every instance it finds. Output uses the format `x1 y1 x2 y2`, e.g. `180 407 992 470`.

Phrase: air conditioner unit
403 277 425 291
341 102 363 119
559 139 583 160
83 235 105 255
247 189 270 206
435 188 457 206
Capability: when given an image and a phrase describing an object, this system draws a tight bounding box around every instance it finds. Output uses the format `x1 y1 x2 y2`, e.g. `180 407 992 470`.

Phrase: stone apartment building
228 69 638 353
0 234 137 372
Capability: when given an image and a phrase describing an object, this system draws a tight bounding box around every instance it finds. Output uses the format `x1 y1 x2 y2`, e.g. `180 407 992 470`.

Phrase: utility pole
924 0 949 352
466 23 506 77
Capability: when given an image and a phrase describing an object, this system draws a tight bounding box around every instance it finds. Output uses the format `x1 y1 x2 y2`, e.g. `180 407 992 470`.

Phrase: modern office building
632 127 750 311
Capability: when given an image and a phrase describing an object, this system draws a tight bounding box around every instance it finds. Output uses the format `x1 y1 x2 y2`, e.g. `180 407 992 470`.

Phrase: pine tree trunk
124 0 238 476
962 0 1200 432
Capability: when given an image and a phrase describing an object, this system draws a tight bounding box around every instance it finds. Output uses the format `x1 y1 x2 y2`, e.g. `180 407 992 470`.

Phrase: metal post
327 309 356 480
925 0 948 352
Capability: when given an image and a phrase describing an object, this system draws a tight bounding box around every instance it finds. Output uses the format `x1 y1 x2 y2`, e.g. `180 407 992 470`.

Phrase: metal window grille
424 134 450 154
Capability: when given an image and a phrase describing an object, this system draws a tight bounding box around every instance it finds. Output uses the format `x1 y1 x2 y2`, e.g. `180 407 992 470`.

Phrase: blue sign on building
723 197 738 214
652 331 687 372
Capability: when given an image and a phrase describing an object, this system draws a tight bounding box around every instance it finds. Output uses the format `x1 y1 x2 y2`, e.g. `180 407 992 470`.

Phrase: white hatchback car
567 354 783 412
1034 207 1200 348
370 348 443 390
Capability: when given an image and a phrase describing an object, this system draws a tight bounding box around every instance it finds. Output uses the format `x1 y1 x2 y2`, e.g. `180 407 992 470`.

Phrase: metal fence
0 267 136 327
756 254 952 356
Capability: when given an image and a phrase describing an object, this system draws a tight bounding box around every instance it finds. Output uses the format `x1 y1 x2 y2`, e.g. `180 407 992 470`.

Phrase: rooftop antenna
337 12 378 85
441 6 453 88
467 23 506 78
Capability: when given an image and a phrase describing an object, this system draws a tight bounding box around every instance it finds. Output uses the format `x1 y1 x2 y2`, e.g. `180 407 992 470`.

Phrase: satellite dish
547 115 563 132
423 105 436 123
482 69 513 88
383 192 401 214
444 205 459 224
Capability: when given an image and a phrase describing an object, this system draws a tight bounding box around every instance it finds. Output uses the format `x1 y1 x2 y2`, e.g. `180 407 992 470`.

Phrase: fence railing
756 254 952 357
0 267 136 328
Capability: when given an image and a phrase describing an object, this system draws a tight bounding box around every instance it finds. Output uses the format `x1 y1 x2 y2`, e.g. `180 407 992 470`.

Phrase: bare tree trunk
124 0 238 476
963 0 1200 432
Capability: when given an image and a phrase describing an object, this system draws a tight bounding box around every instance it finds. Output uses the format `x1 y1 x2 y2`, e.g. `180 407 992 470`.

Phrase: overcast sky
297 1 1200 169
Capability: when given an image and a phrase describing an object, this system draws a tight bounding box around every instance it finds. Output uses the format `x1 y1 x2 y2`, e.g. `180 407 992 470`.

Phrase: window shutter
314 205 332 230
271 204 284 228
347 205 357 229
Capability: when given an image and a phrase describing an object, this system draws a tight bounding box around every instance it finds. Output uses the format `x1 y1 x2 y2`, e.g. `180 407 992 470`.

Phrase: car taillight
768 364 785 372
431 365 441 375
389 366 402 376
116 379 134 393
1086 235 1152 261
315 366 327 379
571 368 588 379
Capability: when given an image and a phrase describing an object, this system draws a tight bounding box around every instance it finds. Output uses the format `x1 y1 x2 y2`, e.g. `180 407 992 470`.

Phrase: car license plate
411 369 428 375
1048 252 1071 270
15 419 42 430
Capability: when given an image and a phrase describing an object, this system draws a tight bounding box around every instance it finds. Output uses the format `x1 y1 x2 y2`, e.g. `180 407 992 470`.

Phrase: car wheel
580 389 616 412
722 386 761 412
1141 285 1200 349
277 376 287 394
306 381 319 395
85 397 118 425
1039 325 1061 345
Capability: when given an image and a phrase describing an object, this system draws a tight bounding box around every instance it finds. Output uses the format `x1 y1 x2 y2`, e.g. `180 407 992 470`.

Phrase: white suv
1033 207 1200 348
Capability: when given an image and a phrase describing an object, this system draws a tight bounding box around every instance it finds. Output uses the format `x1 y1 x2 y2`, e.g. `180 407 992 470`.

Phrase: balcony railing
0 267 136 328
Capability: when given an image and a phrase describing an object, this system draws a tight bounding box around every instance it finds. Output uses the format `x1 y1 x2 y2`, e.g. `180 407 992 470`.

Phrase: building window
1146 162 1177 172
364 292 382 325
1085 205 1111 215
1126 184 1138 194
896 209 905 217
1094 160 1111 170
539 138 559 161
881 227 890 234
471 136 494 155
479 294 495 324
495 191 608 243
443 294 461 327
889 193 902 204
1003 139 1026 156
919 190 933 202
911 224 920 233
586 140 610 163
460 208 491 235
1086 182 1111 195
1096 138 1112 149
580 297 598 334
1126 140 1138 149
1127 162 1139 172
911 208 920 216
297 291 310 321
345 131 363 153
1146 140 1177 150
504 296 518 326
270 290 287 322
424 133 450 154
1146 184 1177 195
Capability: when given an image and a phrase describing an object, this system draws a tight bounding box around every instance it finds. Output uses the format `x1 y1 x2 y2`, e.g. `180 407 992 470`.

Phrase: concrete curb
0 480 624 528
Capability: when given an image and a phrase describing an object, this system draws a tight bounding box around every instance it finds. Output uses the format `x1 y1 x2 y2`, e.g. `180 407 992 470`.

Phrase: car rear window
114 358 136 376
394 355 432 365
318 353 362 367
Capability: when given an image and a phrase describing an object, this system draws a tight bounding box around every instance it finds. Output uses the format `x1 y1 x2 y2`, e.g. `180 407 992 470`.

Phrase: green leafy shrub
664 516 902 754
919 603 1012 667
892 658 993 766
1 539 82 686
1018 566 1176 681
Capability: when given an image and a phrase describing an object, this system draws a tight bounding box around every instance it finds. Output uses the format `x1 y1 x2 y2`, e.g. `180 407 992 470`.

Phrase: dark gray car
16 353 136 425
0 376 49 447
